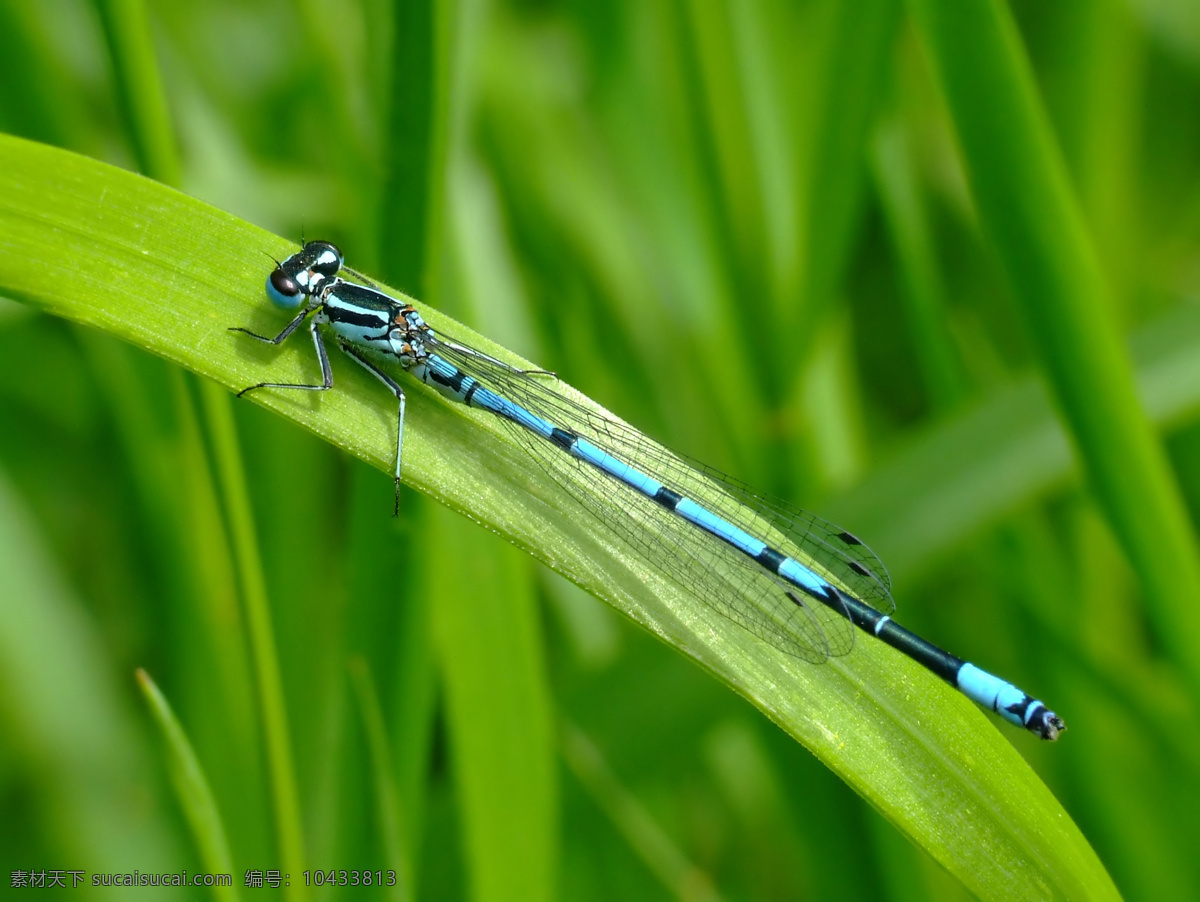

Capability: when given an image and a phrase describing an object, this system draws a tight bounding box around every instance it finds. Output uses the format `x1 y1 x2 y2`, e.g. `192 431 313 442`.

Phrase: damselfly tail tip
1034 708 1066 741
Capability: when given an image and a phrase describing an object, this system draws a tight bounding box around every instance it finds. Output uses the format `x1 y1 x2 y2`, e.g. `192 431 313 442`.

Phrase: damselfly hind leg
338 340 409 516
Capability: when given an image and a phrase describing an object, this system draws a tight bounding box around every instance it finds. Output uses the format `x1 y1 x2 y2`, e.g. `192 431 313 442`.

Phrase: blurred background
2 0 1199 898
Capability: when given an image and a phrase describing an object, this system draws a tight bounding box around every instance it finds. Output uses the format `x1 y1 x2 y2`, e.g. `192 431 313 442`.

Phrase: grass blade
0 133 1116 898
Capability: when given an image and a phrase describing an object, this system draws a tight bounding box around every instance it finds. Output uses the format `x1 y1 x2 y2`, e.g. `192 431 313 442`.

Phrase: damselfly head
264 240 345 309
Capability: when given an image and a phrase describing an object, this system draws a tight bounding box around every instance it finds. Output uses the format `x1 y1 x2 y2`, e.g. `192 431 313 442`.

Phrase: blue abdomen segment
837 594 1065 740
419 355 558 440
957 664 1061 738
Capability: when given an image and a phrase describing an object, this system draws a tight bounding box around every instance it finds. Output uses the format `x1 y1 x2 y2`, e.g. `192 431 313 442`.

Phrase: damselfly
231 241 1065 740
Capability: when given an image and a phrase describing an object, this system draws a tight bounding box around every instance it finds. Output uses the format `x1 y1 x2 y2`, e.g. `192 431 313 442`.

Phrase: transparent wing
425 333 895 664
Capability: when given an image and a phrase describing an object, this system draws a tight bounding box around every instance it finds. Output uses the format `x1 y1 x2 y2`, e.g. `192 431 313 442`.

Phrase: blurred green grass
1 0 1198 898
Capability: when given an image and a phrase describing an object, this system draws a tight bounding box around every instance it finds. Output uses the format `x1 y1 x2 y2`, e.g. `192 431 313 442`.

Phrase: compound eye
306 241 344 277
266 268 304 309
